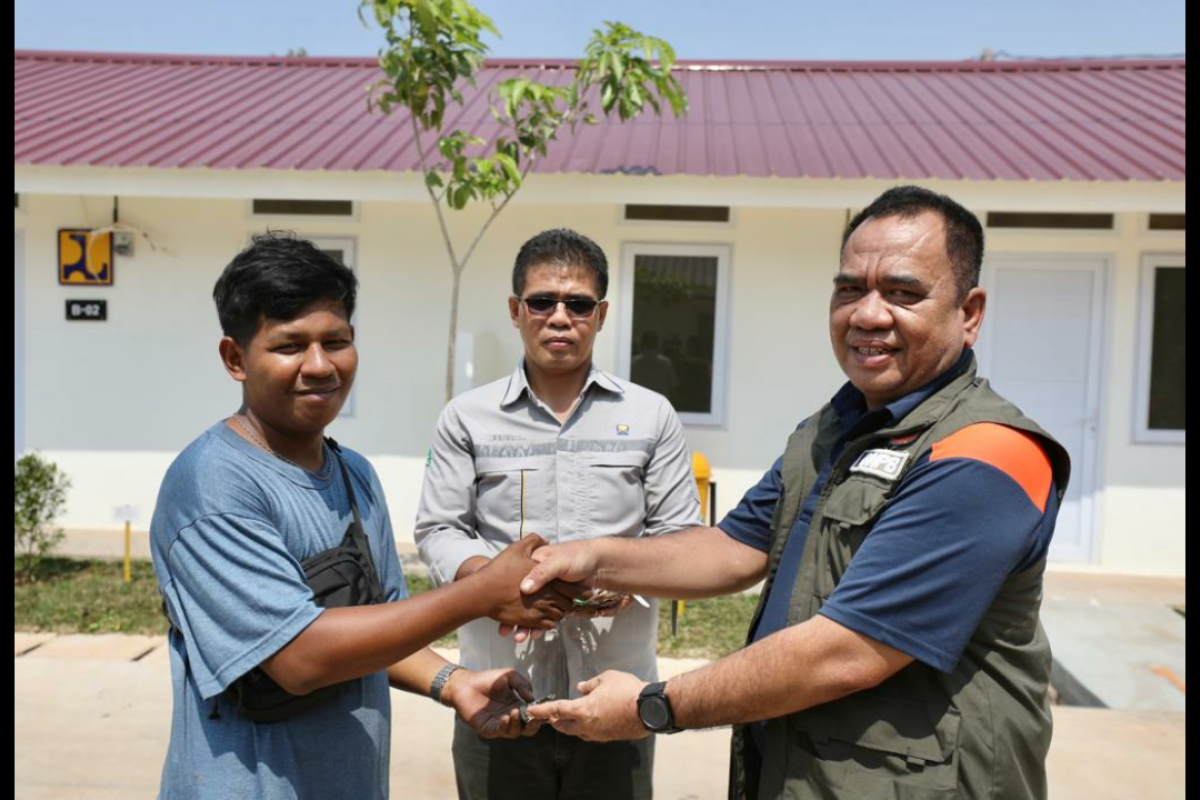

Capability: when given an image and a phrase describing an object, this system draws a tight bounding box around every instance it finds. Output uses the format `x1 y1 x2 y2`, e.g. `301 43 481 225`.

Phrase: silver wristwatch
430 663 463 706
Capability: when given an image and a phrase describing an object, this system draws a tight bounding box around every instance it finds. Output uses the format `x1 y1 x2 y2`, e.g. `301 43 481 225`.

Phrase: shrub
14 453 71 583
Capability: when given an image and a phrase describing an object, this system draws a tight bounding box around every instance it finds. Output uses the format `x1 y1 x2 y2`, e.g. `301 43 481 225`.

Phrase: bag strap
324 438 383 599
325 437 364 532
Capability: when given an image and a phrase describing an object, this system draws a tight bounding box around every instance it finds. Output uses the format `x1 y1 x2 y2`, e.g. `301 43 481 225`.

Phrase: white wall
982 214 1186 574
14 188 1185 575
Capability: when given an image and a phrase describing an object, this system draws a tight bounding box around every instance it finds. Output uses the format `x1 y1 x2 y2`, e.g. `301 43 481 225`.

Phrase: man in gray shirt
417 228 702 800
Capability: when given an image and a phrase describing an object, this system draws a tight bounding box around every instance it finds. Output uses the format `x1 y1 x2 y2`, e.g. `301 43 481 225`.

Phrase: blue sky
15 0 1186 61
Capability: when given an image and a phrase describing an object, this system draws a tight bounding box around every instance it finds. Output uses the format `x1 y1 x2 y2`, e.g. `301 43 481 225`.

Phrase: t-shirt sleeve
161 512 324 699
820 424 1055 673
717 455 785 553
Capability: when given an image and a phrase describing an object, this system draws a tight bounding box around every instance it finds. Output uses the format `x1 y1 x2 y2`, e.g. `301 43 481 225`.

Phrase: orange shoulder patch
930 423 1053 512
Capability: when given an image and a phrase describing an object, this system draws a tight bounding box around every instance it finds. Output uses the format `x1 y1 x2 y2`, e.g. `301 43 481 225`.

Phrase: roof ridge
13 49 1187 73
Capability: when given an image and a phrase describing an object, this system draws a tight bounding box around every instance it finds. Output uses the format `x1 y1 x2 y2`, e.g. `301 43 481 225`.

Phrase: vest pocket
789 699 961 798
813 476 895 599
821 475 895 527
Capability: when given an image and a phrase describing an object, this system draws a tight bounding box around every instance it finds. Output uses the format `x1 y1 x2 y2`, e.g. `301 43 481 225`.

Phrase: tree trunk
443 265 464 403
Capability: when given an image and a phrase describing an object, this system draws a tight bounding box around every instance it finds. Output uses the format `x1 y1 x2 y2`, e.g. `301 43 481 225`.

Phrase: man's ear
508 296 521 328
961 288 987 348
218 336 249 383
596 300 609 333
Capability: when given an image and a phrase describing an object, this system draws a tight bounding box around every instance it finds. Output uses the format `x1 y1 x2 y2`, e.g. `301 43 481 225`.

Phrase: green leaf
495 152 521 184
609 51 625 84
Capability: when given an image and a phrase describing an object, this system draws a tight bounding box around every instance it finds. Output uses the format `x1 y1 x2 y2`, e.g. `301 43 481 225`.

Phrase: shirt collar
500 359 624 409
830 348 975 435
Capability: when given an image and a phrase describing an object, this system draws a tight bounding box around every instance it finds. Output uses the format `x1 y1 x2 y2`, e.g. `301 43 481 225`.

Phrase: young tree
362 0 687 401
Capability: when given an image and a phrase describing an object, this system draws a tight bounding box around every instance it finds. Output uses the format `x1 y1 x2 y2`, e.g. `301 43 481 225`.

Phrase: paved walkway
1042 571 1186 712
15 631 1185 799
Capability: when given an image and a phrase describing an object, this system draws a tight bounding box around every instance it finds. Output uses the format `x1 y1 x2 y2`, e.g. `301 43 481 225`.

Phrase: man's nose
851 291 893 329
546 302 572 326
300 343 336 375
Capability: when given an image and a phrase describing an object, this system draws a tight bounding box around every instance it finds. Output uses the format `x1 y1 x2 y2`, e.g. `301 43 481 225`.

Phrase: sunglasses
519 295 601 319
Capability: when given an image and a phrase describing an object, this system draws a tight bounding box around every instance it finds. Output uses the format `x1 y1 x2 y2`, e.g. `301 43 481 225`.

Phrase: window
252 199 354 217
987 212 1114 230
618 243 731 426
1135 255 1186 443
624 205 731 224
1148 214 1186 232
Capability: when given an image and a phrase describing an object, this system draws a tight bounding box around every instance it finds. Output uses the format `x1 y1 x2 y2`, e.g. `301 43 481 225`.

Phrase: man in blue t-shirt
519 187 1068 799
151 233 576 798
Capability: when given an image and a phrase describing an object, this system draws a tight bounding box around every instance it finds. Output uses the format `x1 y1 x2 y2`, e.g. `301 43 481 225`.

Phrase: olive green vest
732 356 1071 800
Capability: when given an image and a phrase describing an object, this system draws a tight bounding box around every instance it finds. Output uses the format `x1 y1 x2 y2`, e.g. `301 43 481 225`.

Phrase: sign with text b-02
66 300 107 321
59 229 114 286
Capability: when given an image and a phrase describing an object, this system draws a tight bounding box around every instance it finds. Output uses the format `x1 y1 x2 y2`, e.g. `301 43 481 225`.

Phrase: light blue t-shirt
150 421 408 799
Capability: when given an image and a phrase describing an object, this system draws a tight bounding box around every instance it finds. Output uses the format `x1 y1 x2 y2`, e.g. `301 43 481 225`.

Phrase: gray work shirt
416 361 702 699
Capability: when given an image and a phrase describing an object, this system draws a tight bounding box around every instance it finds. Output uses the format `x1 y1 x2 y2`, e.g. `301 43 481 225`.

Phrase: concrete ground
15 631 1185 799
22 540 1185 797
1042 571 1186 712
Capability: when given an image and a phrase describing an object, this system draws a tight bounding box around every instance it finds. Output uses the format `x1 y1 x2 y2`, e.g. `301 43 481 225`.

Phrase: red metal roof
14 50 1186 181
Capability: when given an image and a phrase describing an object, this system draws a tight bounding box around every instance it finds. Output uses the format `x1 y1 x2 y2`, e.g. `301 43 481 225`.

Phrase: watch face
641 698 670 729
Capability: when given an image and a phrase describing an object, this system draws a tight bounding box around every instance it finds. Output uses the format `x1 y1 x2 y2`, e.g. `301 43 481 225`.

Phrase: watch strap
430 663 463 706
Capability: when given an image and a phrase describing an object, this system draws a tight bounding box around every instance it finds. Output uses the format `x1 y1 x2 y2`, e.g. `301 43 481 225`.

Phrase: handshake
465 535 633 643
461 534 661 743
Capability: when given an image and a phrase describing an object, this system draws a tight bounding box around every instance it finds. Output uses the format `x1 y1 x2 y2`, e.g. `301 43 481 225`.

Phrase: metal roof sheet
14 50 1186 181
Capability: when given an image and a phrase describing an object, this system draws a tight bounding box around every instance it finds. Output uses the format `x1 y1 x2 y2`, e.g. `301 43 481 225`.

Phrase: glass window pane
630 254 717 414
1149 267 1186 430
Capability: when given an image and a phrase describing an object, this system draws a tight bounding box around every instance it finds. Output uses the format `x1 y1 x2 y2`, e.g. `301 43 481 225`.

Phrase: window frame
616 241 733 428
1134 253 1186 444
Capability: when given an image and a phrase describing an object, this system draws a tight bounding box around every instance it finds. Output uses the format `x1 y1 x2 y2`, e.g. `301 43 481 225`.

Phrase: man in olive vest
520 185 1071 799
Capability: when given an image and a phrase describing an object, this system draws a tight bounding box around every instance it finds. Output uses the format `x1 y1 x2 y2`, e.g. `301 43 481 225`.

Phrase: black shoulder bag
165 438 388 723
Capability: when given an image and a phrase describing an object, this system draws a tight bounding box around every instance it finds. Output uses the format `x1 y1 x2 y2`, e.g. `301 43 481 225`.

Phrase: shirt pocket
474 457 553 540
583 450 650 538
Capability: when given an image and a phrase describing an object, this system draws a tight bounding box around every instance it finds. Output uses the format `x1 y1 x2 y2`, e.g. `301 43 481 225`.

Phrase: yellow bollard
124 520 132 584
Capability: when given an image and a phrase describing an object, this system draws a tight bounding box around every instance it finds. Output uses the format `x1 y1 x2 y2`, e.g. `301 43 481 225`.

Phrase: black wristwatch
637 681 682 734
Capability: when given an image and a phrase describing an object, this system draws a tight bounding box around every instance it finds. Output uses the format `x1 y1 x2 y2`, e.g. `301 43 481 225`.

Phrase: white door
975 255 1107 563
14 229 24 457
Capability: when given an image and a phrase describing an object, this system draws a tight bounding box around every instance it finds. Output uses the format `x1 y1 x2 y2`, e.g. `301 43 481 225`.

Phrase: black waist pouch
166 438 387 723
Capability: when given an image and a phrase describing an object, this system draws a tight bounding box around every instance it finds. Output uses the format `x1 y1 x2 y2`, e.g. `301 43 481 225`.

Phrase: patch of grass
656 595 758 660
15 559 759 661
15 557 168 635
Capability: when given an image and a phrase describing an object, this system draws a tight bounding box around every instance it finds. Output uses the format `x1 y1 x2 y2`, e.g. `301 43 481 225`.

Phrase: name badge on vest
850 449 910 481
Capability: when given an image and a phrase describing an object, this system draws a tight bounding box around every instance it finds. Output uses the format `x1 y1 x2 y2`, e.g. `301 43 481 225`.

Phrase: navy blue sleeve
717 456 785 553
819 455 1057 673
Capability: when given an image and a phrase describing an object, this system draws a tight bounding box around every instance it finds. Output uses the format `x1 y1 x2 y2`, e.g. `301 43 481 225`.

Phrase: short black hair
213 231 358 345
512 228 608 299
841 185 985 301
